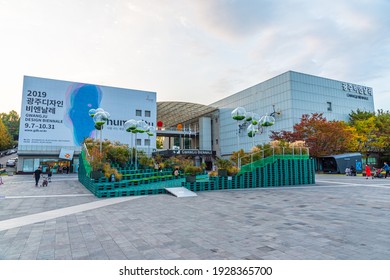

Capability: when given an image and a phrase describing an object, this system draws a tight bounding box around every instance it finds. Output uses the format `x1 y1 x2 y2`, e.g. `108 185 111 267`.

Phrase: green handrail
81 150 92 176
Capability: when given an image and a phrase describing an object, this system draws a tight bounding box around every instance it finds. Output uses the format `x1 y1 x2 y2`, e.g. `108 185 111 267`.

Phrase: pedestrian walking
365 164 373 179
48 168 52 182
383 162 389 178
33 166 43 186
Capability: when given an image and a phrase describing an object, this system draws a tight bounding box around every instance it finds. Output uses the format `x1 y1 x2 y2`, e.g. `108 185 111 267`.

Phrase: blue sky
1 0 389 114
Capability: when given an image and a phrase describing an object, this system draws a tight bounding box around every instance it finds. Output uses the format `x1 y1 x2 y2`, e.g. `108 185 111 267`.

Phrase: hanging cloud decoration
231 107 246 121
260 115 275 127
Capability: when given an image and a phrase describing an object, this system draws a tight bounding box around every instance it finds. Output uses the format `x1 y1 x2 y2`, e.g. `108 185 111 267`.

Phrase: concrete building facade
209 71 374 157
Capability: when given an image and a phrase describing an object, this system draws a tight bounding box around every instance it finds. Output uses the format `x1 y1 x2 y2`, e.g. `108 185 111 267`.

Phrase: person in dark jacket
33 166 42 187
350 165 356 176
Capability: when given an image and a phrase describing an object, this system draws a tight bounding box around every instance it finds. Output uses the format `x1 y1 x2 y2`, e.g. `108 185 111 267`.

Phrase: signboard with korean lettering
19 76 156 148
341 82 373 101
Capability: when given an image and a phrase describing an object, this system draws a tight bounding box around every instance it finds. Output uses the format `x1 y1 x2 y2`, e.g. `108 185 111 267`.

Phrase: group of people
345 162 390 179
57 165 70 174
345 166 357 176
364 162 390 179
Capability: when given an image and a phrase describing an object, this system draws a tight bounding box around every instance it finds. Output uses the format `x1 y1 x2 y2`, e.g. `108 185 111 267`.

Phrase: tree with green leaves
349 109 390 162
375 110 390 156
0 110 20 141
348 109 375 125
0 118 13 150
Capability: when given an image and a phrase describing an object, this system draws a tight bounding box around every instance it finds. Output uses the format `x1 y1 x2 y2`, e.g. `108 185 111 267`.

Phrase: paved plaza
0 173 389 260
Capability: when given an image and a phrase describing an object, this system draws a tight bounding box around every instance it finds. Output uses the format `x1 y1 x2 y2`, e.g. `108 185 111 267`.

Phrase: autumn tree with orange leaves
270 113 358 158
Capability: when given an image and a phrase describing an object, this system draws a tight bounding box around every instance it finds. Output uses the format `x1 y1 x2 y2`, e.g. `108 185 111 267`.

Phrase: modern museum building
16 71 375 173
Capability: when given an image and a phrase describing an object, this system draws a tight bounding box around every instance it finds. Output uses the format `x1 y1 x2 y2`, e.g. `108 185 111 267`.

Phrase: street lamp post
92 108 110 154
247 123 259 149
88 109 97 141
124 119 137 166
146 126 155 156
231 107 246 152
132 120 148 170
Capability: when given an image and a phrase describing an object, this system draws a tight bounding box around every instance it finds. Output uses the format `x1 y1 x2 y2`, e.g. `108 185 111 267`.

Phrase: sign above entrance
59 148 74 160
179 149 213 156
153 149 213 157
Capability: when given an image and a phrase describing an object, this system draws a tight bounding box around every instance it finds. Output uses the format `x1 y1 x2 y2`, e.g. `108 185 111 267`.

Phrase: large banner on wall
19 76 157 149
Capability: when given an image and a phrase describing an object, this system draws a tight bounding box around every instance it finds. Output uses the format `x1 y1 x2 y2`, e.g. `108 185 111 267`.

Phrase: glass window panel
23 159 34 172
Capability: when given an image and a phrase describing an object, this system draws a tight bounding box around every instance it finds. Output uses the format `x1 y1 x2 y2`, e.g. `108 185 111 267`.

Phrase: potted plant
139 154 154 169
216 158 233 177
102 163 122 182
227 166 240 176
201 162 207 174
184 165 202 183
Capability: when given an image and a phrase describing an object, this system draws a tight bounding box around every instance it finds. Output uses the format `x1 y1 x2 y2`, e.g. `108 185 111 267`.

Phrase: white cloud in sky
0 0 389 114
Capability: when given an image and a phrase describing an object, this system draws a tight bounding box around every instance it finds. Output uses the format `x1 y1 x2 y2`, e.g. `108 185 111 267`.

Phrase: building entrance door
40 159 72 174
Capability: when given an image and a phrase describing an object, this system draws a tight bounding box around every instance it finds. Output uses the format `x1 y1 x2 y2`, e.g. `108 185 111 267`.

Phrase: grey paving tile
37 250 55 260
87 249 109 260
122 248 142 259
